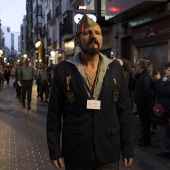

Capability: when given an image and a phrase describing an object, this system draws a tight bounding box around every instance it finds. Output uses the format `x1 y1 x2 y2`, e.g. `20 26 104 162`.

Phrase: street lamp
50 50 55 57
0 49 3 64
0 49 3 56
23 54 27 58
4 57 6 65
35 41 41 48
35 40 42 65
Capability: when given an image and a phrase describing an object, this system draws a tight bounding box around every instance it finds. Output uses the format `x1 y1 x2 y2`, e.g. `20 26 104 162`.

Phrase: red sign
132 17 170 45
106 0 144 16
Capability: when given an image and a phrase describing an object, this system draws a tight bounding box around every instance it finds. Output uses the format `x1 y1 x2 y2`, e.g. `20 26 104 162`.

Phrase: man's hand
17 81 22 87
123 157 133 168
155 72 161 80
51 158 64 168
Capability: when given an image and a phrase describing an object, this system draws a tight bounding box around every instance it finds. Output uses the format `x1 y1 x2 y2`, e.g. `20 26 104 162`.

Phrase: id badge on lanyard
86 100 101 110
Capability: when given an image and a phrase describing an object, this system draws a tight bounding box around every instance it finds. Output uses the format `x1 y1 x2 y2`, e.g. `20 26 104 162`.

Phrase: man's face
25 60 29 66
136 62 143 74
165 67 170 79
148 64 153 74
78 25 103 55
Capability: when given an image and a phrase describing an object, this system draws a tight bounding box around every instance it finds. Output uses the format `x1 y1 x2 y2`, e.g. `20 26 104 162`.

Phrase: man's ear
74 37 80 47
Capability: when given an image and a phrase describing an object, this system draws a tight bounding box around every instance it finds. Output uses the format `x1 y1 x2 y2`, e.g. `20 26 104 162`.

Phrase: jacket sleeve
156 79 170 95
143 75 154 102
46 65 64 161
117 66 134 158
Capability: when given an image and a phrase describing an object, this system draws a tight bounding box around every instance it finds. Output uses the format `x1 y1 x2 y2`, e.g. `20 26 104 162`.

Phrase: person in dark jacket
38 63 49 102
15 63 22 101
134 59 154 146
46 14 133 170
4 68 10 85
153 62 170 158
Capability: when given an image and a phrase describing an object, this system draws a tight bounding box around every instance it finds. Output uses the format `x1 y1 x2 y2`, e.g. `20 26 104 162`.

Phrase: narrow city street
0 80 170 170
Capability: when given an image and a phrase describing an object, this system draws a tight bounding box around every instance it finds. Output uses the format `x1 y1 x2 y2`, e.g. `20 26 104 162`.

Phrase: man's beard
80 39 101 55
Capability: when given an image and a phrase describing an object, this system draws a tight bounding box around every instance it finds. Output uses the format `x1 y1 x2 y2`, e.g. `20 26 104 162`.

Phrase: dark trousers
5 76 9 85
64 160 119 170
22 80 33 103
160 123 170 152
36 80 41 97
40 81 49 100
16 85 22 99
138 104 151 142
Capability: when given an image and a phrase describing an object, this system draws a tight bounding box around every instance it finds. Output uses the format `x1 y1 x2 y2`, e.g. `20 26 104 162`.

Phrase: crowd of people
8 59 55 110
118 58 170 159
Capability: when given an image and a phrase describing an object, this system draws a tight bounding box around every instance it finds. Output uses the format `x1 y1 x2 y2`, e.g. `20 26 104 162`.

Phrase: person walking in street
46 14 133 170
11 63 17 88
15 63 22 101
0 64 4 90
18 58 34 110
153 62 170 158
134 58 154 146
4 68 10 85
35 65 41 99
38 63 49 103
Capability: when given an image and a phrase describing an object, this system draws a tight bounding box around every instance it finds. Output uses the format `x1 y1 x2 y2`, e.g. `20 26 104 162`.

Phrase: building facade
21 0 170 73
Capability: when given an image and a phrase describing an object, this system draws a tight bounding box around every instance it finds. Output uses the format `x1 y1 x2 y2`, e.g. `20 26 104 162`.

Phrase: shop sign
132 17 170 45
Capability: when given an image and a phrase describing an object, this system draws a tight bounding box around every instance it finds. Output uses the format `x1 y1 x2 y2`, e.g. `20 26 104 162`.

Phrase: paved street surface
0 80 170 170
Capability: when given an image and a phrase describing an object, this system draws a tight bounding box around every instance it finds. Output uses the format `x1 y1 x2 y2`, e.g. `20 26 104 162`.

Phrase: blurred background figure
153 62 170 158
38 63 49 103
15 63 22 102
146 60 158 135
35 65 41 99
126 60 137 114
4 68 10 85
110 51 116 60
134 59 154 147
0 64 4 90
19 59 35 110
11 62 18 88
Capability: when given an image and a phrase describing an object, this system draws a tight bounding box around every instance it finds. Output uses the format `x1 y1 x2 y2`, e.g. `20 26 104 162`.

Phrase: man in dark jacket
46 14 133 170
134 59 154 146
